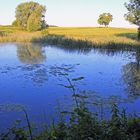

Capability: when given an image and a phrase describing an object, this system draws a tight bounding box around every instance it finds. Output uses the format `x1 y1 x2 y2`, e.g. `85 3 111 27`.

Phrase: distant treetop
98 13 113 27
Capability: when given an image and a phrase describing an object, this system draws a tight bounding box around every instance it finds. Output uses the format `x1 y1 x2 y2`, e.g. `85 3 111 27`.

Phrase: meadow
0 26 139 47
48 27 138 45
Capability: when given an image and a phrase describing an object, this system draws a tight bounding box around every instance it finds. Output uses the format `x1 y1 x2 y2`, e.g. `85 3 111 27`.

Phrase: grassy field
0 25 139 46
49 27 138 45
0 26 42 43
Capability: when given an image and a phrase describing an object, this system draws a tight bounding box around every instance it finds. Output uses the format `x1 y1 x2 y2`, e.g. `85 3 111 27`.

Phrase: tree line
12 0 140 40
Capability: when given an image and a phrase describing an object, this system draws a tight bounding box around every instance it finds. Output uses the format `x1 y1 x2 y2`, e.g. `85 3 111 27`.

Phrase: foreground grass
1 101 140 140
0 26 139 47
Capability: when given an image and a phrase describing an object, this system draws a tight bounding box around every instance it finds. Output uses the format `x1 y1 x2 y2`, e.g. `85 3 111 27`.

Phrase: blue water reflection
0 43 139 129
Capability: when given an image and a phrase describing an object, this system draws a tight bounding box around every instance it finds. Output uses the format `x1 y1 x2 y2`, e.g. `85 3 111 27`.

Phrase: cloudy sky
0 0 136 27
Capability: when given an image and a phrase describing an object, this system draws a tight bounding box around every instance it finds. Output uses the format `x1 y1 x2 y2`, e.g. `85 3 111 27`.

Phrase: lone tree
13 1 46 31
124 0 140 41
98 13 113 27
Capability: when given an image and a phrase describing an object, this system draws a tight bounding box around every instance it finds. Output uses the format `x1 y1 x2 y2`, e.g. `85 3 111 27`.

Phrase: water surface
0 43 140 129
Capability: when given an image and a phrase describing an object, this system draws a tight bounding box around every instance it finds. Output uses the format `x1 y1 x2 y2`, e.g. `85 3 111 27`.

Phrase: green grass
48 27 139 45
0 25 139 47
1 97 140 140
0 25 42 43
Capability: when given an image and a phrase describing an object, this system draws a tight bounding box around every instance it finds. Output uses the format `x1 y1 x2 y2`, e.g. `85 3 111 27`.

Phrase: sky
0 0 137 28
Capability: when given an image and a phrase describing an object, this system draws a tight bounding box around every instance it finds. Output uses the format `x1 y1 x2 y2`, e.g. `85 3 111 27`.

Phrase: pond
0 43 140 129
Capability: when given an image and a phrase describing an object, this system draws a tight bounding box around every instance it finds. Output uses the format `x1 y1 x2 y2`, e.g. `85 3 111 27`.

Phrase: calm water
0 43 140 129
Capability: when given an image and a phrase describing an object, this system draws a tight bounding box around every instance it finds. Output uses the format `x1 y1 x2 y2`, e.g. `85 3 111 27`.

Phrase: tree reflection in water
17 43 46 64
3 43 140 99
123 50 140 98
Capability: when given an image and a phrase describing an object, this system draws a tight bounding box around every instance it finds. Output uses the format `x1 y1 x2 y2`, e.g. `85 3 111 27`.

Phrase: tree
124 0 140 40
12 20 19 27
27 12 42 31
98 13 113 27
122 51 140 99
14 1 46 31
